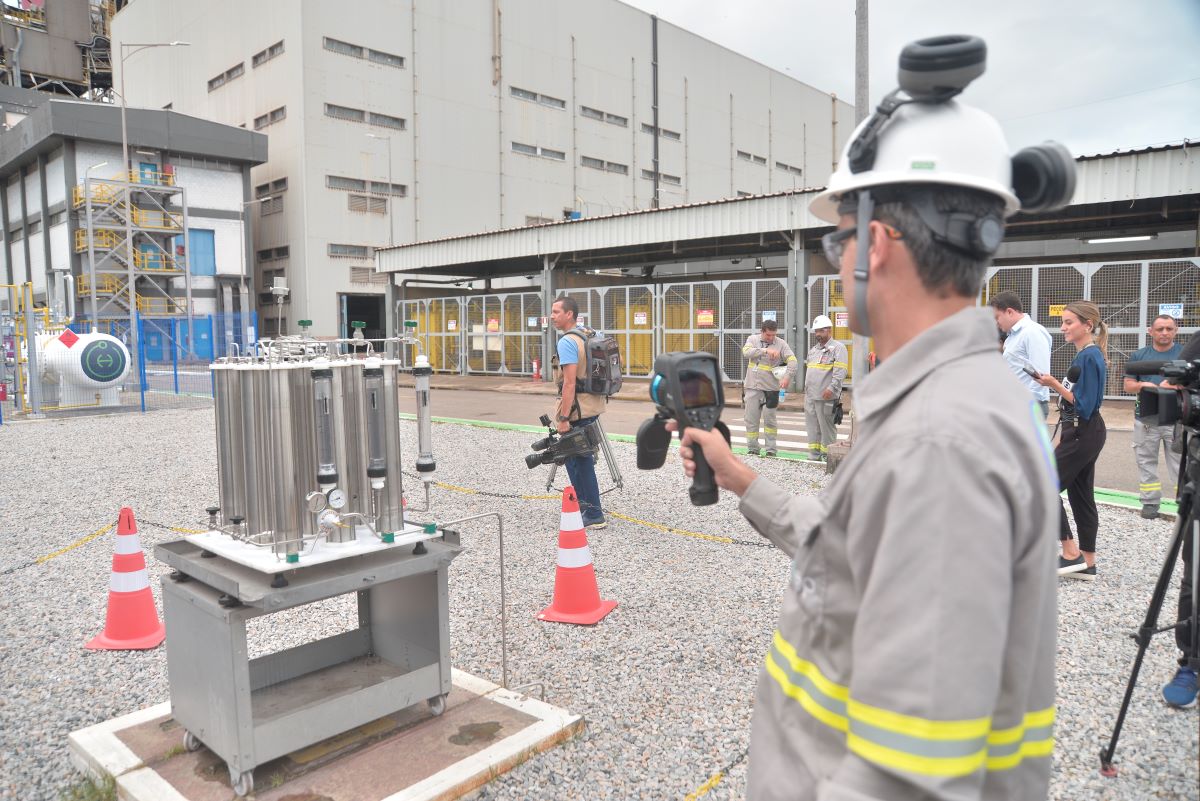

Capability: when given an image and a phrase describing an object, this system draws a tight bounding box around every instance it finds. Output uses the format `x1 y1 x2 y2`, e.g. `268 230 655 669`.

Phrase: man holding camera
550 296 607 528
742 319 798 456
673 35 1066 801
1124 314 1183 519
803 315 848 461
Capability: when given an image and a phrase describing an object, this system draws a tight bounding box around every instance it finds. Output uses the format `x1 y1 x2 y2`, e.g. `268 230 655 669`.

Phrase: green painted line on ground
407 414 1168 509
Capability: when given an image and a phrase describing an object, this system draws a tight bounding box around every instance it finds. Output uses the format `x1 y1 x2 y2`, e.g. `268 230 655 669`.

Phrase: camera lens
525 452 547 469
530 435 554 451
1011 141 1077 213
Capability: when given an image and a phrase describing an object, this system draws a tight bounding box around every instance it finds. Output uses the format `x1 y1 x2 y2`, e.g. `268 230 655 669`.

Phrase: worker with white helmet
802 314 848 461
671 35 1075 800
742 318 799 456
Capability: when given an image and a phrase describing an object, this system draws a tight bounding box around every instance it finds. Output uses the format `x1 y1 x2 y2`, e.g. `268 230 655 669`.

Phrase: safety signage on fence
834 312 849 328
527 316 539 329
761 310 776 322
1159 303 1184 319
487 319 499 333
447 320 457 331
634 311 648 326
696 309 715 327
1048 304 1065 318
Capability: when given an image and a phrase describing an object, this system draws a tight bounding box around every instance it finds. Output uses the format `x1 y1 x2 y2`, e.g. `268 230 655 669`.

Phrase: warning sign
834 312 849 328
487 318 500 333
634 311 648 326
447 319 457 331
696 309 715 327
1048 305 1065 318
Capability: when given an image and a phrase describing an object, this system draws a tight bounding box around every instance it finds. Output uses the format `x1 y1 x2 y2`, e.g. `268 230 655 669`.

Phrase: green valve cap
298 319 312 327
286 553 300 563
351 320 366 329
404 320 418 328
423 523 437 534
381 532 395 543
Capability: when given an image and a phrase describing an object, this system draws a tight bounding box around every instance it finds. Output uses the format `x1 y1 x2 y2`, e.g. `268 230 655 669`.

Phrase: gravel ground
0 406 1196 801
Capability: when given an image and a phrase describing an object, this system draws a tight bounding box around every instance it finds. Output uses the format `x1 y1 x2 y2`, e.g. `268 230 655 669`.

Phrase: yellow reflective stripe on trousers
766 631 1054 777
807 362 834 371
750 363 777 372
1139 482 1161 490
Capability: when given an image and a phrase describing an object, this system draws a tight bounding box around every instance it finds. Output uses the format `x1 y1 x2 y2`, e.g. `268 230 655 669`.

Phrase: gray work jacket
743 334 799 391
739 307 1059 801
803 339 849 401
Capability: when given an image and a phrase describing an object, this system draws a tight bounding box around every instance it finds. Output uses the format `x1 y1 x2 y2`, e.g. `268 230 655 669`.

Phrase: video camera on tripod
524 414 602 469
1100 350 1200 776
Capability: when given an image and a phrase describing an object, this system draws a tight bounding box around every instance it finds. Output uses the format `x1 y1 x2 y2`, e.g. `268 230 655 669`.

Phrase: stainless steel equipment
159 334 461 797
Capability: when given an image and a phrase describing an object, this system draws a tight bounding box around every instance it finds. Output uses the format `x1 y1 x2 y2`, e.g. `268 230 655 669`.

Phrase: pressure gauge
328 488 348 510
305 491 327 513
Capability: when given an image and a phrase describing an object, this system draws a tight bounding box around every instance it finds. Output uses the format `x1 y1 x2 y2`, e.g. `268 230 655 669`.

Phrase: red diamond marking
58 329 79 348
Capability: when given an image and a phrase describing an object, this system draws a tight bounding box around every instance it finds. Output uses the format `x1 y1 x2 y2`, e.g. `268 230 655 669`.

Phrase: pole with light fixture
118 40 189 368
83 160 107 327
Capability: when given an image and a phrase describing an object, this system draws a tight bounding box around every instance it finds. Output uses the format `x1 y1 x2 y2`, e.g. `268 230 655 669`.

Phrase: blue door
186 229 216 276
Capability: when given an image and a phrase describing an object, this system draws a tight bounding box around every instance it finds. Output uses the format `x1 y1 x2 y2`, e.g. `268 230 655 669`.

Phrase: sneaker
585 517 608 530
1057 555 1088 576
765 450 777 457
1064 564 1096 581
808 452 824 462
1162 666 1198 709
1141 505 1160 520
746 449 761 456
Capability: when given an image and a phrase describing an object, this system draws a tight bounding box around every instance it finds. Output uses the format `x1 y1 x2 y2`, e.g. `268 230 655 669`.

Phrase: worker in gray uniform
670 35 1074 801
1123 313 1183 519
741 319 798 456
803 314 848 461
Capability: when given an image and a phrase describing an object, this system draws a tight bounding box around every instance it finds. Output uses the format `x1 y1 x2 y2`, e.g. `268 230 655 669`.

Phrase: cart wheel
182 731 202 752
232 769 254 797
428 694 447 717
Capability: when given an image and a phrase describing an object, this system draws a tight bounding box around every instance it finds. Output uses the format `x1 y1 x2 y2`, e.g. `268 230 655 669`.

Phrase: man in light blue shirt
991 291 1052 416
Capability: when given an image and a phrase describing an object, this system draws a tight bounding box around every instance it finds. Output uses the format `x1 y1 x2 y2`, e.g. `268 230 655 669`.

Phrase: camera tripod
1099 431 1199 777
544 417 624 493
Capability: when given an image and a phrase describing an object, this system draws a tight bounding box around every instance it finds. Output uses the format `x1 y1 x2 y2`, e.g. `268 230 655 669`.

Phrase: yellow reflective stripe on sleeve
786 355 798 363
742 345 753 355
768 631 1055 777
831 362 848 369
807 363 834 371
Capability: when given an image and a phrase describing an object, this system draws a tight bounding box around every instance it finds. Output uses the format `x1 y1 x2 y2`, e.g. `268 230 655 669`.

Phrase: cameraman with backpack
551 296 608 528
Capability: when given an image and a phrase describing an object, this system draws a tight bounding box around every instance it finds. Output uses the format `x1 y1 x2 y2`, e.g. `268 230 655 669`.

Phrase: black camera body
525 413 601 469
1136 360 1200 429
636 351 730 506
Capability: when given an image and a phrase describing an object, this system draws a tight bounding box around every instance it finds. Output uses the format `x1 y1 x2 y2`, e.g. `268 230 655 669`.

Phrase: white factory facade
113 0 853 337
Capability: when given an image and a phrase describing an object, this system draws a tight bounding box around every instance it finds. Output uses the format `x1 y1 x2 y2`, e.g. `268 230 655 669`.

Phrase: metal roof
377 142 1200 275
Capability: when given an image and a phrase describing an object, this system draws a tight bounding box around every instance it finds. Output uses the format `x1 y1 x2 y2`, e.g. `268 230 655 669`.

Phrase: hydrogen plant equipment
154 336 456 797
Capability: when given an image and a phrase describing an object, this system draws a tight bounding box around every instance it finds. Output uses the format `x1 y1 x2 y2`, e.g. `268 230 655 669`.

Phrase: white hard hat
810 100 1020 224
812 315 834 329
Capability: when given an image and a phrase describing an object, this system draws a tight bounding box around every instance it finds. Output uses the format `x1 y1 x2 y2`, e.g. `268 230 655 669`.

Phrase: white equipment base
186 524 434 573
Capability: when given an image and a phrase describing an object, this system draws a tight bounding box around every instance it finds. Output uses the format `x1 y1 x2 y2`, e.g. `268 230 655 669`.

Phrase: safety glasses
821 227 857 265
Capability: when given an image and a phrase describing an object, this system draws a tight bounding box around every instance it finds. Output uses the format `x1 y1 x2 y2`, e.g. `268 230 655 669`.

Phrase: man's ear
866 219 897 279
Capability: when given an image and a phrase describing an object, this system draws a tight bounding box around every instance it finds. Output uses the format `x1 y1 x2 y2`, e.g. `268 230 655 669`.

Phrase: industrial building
0 0 117 99
0 89 267 350
111 0 854 339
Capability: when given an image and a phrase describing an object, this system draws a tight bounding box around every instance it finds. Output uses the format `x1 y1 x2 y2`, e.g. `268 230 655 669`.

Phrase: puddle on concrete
449 721 502 746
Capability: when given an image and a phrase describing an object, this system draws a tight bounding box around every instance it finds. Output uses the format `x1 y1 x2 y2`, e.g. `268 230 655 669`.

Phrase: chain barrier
401 471 775 550
684 746 750 800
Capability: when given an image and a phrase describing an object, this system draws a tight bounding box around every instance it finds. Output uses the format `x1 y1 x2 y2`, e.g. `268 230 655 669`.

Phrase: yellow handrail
130 208 183 230
135 295 184 315
74 228 123 252
127 169 177 187
77 273 123 295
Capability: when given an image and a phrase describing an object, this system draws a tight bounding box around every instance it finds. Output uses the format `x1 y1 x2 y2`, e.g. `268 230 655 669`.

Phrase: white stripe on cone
557 545 593 569
110 570 151 593
560 510 584 531
114 534 143 555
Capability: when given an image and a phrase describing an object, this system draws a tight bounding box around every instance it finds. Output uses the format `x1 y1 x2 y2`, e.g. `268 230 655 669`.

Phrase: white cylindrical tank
37 332 131 407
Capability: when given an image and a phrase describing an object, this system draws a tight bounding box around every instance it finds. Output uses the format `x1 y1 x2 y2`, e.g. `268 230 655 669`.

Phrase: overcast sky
623 0 1200 157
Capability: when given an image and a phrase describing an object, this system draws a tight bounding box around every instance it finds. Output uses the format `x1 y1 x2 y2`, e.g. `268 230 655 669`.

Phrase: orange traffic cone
537 486 617 625
86 507 165 650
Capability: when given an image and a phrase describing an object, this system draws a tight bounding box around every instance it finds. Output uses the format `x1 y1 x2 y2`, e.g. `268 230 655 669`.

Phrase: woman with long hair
1036 300 1108 579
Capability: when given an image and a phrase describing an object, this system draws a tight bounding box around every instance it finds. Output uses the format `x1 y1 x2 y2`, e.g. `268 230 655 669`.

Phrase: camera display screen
680 366 718 409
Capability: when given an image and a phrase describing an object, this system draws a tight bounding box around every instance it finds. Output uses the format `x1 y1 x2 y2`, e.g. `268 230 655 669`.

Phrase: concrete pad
68 669 583 801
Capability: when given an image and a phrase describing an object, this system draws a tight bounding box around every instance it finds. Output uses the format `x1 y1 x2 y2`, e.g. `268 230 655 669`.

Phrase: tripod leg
593 418 624 489
1099 490 1192 776
546 462 557 493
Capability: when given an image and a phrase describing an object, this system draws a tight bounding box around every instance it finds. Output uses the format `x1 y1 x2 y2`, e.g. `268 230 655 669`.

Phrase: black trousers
1056 413 1106 552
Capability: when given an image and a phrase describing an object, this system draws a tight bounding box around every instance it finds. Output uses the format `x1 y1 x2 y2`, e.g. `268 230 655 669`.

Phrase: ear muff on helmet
1011 141 1077 213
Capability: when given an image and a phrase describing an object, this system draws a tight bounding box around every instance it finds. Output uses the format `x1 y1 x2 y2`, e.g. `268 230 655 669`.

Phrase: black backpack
568 328 624 398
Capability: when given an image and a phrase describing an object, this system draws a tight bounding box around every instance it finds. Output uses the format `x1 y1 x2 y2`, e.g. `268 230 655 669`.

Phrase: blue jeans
565 416 604 523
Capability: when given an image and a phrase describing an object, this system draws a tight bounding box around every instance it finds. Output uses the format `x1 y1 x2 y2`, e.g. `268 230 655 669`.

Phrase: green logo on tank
81 340 126 383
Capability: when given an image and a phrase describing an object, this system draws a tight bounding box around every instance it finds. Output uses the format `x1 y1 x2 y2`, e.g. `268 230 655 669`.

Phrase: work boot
1141 504 1159 519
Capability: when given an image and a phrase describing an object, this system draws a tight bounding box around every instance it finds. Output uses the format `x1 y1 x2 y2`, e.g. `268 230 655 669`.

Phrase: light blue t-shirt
557 327 584 365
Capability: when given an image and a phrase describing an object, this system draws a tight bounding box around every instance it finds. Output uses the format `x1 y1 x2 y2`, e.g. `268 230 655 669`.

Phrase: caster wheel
183 731 202 752
232 769 254 797
428 694 447 717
